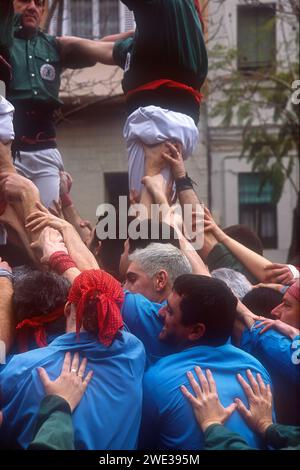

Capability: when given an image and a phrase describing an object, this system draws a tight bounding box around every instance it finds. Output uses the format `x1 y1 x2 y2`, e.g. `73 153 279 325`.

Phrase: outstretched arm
57 36 116 68
26 203 99 272
204 208 273 282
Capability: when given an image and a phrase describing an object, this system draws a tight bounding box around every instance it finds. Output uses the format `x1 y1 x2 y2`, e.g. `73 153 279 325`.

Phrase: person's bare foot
143 142 170 177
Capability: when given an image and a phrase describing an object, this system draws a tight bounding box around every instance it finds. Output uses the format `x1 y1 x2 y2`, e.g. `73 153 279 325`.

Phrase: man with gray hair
124 243 191 303
211 268 252 300
122 243 192 365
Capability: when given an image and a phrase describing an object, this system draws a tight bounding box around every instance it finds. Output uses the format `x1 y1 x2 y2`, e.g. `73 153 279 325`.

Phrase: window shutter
237 3 276 70
119 1 135 33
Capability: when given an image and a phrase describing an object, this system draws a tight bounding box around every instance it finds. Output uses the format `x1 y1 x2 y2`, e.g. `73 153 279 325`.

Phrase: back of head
242 287 283 319
174 274 238 345
67 269 124 346
95 213 135 281
13 270 70 350
223 224 263 255
129 243 192 284
13 270 70 325
211 268 252 300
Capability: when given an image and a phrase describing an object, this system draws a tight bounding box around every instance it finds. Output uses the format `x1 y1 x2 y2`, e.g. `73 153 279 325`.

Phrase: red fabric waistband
126 79 203 104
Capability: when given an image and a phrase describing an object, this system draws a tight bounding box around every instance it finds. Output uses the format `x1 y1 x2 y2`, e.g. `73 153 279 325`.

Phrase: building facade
207 0 299 261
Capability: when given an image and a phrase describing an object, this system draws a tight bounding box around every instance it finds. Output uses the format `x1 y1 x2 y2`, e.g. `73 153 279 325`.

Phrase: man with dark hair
223 225 264 256
139 274 273 449
242 287 283 319
13 269 70 352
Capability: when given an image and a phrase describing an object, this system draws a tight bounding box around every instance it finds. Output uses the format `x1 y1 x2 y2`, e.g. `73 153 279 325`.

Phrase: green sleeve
204 424 254 450
113 37 134 69
265 424 300 450
207 243 258 284
28 395 75 450
0 0 14 51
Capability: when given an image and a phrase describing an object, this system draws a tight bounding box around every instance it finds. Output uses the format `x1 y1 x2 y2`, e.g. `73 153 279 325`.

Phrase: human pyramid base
0 0 299 452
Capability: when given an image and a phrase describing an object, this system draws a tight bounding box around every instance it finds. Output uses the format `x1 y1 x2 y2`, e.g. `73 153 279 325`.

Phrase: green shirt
207 242 259 285
204 423 300 450
113 0 208 93
28 395 74 450
0 1 62 108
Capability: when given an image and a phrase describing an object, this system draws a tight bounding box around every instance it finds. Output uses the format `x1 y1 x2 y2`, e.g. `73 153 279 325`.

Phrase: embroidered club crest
40 63 56 81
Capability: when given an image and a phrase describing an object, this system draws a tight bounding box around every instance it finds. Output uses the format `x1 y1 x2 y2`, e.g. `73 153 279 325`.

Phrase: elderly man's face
271 292 300 328
124 261 159 302
13 0 45 31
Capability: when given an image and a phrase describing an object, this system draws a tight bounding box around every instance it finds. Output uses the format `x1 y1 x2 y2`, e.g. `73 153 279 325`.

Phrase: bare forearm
0 278 14 353
62 267 81 284
179 234 210 276
62 226 99 271
178 190 217 260
220 234 272 282
58 36 115 67
62 205 91 244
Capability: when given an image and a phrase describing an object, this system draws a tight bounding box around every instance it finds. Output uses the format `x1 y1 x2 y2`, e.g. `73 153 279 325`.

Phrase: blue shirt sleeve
138 368 160 449
240 323 300 386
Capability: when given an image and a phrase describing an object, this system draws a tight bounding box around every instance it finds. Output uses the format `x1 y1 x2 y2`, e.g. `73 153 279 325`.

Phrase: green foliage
211 58 300 202
209 10 299 202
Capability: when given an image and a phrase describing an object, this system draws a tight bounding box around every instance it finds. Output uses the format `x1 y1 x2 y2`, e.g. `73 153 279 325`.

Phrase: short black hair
242 287 283 319
128 219 180 253
173 274 238 345
223 224 264 255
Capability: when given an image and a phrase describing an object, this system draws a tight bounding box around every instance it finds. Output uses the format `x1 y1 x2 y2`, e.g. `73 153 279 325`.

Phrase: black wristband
175 173 194 193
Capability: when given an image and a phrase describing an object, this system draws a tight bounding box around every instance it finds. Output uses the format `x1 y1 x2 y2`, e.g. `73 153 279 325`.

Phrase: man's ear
188 323 206 342
155 270 168 291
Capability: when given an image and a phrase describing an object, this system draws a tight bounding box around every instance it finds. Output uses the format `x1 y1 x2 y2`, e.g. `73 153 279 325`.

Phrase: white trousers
14 148 64 208
123 105 199 194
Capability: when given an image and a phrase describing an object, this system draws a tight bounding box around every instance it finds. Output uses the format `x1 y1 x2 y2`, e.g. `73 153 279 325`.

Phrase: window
48 0 134 38
237 3 276 71
238 173 277 248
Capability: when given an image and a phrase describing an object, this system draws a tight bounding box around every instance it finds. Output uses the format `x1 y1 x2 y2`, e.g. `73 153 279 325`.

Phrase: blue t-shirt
139 342 273 450
0 331 146 450
240 324 300 425
122 292 179 365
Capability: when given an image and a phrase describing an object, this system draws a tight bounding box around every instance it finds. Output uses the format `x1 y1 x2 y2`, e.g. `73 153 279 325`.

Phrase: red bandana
68 269 124 347
15 305 65 352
